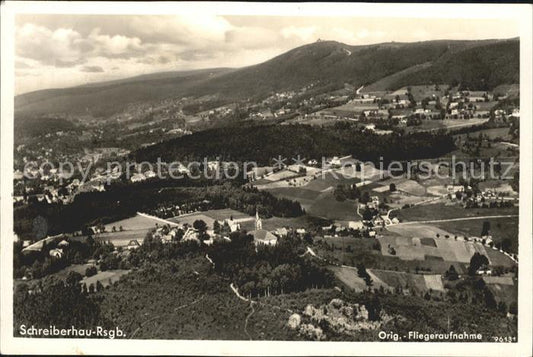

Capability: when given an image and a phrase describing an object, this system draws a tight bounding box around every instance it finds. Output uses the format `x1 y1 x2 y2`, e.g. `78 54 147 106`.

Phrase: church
249 210 278 246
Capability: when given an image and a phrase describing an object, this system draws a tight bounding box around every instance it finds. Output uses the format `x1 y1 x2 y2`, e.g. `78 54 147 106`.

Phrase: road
394 214 518 225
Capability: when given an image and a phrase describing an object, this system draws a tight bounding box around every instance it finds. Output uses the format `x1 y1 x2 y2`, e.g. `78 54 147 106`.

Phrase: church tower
255 209 263 230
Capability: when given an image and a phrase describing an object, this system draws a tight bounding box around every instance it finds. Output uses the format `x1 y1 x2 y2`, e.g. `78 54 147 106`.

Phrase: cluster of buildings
447 184 518 208
142 210 309 248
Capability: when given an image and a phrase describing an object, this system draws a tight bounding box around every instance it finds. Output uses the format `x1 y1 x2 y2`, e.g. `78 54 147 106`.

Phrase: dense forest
13 233 517 340
134 123 456 165
14 116 80 141
207 231 334 297
389 39 519 91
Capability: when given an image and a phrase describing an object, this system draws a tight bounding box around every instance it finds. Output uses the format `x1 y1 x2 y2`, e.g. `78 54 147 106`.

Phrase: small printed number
492 336 517 342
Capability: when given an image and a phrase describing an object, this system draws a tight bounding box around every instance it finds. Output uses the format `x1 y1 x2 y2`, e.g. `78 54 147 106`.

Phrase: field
396 203 518 222
193 208 251 221
103 214 174 231
393 85 446 101
71 214 169 247
330 265 445 296
264 187 321 208
483 276 518 306
328 102 379 115
329 266 374 292
313 234 460 274
82 270 130 288
454 127 511 141
370 269 445 294
381 223 516 268
283 115 353 126
306 193 358 221
168 209 255 229
434 216 519 254
264 174 363 221
239 215 309 232
167 206 309 232
493 84 520 97
405 118 489 134
49 263 94 279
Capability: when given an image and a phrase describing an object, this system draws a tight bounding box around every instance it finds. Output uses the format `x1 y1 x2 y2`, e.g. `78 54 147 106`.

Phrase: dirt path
394 214 518 225
244 301 256 340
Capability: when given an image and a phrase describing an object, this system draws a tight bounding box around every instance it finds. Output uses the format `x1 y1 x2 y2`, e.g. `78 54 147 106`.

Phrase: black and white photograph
1 2 532 356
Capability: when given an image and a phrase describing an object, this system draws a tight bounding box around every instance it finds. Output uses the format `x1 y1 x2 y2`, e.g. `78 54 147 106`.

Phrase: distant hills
15 38 519 117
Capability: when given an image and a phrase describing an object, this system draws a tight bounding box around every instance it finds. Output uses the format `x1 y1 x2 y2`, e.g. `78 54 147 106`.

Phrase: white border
1 2 532 356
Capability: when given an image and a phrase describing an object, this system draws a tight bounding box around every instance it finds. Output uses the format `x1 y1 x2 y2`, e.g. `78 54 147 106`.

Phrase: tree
511 171 519 192
213 220 221 234
360 191 371 204
481 221 491 237
362 208 374 221
484 288 497 309
468 253 489 276
193 220 207 232
366 295 381 321
85 266 97 277
444 265 459 281
357 263 373 287
66 271 83 287
303 233 313 245
509 301 518 315
389 183 396 192
497 301 507 314
334 184 347 201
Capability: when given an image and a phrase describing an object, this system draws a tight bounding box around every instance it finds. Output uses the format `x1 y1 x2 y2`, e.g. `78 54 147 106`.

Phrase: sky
14 14 519 95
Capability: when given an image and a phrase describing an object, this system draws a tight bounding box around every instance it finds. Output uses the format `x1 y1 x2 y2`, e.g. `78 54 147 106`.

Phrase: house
392 114 408 120
368 230 377 238
250 229 278 246
250 211 277 246
365 124 376 131
373 216 385 226
363 110 378 117
144 170 157 179
348 221 364 230
447 185 464 194
296 228 307 235
246 167 272 181
57 240 69 247
225 219 241 232
331 155 355 167
49 248 63 258
477 266 492 276
182 227 200 242
130 173 146 183
127 240 140 250
276 227 289 237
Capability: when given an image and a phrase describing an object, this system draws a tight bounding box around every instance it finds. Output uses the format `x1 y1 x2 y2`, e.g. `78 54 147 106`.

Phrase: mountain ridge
15 38 519 117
